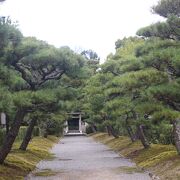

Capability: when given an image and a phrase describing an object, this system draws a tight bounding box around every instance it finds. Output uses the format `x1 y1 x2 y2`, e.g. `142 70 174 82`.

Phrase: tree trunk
138 124 150 149
173 119 180 155
126 126 136 142
44 132 48 138
125 117 136 142
19 118 36 151
107 125 119 138
133 129 140 141
0 109 26 164
106 125 112 136
43 129 48 138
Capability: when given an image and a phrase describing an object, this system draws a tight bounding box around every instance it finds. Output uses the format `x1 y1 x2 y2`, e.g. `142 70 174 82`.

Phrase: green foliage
147 83 180 110
137 0 180 40
152 0 180 17
0 17 22 53
5 37 85 90
136 19 180 40
46 114 65 136
112 37 144 60
135 38 179 57
83 13 180 148
137 22 171 39
0 15 93 163
85 126 94 134
0 0 180 163
0 88 13 113
132 0 180 148
81 49 100 60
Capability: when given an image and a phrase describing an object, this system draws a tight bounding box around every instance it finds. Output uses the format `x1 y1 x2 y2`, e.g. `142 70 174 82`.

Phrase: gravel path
26 136 151 180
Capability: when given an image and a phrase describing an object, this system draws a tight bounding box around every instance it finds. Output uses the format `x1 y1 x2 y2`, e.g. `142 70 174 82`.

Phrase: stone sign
1 112 6 125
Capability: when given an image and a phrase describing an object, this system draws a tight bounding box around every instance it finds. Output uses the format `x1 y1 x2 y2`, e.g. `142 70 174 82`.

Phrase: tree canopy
0 0 180 165
82 0 180 153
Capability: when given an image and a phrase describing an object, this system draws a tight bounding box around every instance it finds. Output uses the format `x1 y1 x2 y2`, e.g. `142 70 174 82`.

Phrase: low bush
86 126 94 134
15 126 27 142
33 126 40 136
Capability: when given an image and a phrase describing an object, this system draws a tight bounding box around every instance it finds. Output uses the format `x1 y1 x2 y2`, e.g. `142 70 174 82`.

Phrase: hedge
0 126 40 146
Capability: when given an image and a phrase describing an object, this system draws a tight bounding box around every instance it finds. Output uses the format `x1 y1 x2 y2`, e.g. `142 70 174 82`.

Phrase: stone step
64 131 86 136
68 130 80 133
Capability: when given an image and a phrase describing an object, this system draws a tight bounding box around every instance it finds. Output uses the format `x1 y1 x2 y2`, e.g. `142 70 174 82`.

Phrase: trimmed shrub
16 126 27 141
0 126 40 145
46 119 64 137
16 126 40 141
33 126 40 136
86 126 94 134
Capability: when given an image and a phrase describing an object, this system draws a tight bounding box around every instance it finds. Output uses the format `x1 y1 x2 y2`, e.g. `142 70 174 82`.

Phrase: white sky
0 0 164 61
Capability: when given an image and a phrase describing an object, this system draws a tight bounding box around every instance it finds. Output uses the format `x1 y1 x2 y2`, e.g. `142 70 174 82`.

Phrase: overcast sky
0 0 164 61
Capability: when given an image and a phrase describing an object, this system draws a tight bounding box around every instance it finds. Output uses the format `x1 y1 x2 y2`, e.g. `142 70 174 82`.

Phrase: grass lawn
0 136 59 180
92 133 180 180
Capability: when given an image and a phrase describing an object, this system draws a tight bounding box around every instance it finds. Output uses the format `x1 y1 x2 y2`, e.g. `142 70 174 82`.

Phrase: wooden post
64 120 68 134
79 113 82 133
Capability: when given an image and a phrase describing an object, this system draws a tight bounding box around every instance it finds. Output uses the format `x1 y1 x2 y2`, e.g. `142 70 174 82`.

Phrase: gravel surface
26 136 151 180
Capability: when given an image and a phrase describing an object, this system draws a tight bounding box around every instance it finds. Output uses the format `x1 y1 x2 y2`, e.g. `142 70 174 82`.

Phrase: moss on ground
113 166 143 174
0 136 59 180
92 133 180 180
34 169 58 177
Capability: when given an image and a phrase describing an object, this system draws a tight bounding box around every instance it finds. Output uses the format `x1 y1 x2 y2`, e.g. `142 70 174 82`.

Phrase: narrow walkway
26 136 151 180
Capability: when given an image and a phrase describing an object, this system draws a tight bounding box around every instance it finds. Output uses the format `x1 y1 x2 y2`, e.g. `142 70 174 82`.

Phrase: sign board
1 113 6 125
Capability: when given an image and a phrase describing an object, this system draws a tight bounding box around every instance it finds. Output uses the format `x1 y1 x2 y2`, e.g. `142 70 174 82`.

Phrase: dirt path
26 136 151 180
